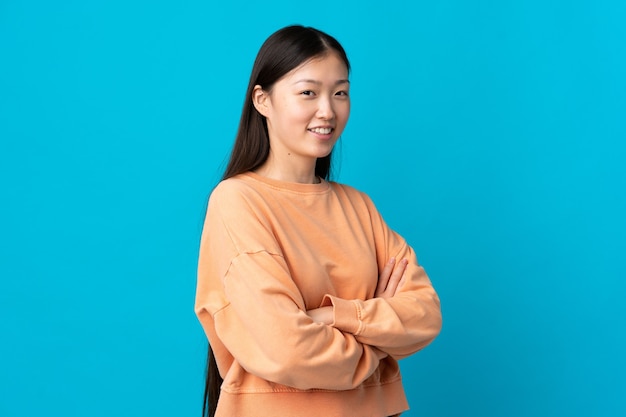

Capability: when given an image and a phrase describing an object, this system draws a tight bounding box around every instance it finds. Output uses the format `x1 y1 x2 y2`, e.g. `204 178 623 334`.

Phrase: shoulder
205 175 277 242
329 181 377 208
212 174 256 195
205 175 272 228
209 174 265 207
202 176 283 257
330 180 364 196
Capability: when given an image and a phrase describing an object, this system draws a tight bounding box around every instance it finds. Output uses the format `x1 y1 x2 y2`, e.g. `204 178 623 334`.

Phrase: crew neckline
241 171 331 194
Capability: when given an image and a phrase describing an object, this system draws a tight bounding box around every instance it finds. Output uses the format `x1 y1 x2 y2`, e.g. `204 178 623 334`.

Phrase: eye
335 90 349 97
301 90 315 96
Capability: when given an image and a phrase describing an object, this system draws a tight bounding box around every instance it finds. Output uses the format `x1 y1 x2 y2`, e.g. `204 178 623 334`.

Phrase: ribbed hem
215 378 409 417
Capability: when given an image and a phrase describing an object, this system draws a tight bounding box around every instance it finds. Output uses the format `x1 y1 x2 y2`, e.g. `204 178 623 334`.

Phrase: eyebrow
292 79 350 86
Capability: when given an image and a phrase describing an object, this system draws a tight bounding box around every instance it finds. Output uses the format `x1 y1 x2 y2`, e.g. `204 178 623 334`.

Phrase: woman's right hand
374 257 408 299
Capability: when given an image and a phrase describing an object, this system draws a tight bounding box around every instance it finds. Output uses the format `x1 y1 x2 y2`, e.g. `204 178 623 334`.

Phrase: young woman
195 25 442 417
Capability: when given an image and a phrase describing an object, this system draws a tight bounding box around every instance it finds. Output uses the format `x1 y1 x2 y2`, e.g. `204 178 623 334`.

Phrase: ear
252 85 271 117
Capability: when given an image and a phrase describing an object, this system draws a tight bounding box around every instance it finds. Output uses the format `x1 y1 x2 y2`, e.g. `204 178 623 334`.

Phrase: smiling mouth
309 127 333 134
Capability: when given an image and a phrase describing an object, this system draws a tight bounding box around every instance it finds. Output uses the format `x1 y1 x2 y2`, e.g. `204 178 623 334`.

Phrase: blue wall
1 1 624 416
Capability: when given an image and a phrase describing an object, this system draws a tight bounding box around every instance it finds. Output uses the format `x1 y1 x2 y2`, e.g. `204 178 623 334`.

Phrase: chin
312 142 336 158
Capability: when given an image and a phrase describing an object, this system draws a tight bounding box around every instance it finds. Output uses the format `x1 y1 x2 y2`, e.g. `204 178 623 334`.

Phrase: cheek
285 104 314 123
276 97 308 121
337 102 351 124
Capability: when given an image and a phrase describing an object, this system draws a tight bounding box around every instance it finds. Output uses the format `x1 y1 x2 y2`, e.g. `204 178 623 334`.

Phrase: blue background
1 0 625 416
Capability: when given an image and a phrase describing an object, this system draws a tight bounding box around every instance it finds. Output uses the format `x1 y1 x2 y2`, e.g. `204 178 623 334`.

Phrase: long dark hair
202 25 351 417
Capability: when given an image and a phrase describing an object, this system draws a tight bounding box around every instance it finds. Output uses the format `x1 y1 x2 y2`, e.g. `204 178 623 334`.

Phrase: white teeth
310 127 332 134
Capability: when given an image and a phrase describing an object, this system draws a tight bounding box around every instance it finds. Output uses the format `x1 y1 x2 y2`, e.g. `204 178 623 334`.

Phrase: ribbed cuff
320 294 361 335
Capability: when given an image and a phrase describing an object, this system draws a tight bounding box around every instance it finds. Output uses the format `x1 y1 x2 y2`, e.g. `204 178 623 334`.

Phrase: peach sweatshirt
195 172 442 417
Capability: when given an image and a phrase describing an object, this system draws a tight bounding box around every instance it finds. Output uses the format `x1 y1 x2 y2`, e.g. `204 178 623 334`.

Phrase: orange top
195 172 442 417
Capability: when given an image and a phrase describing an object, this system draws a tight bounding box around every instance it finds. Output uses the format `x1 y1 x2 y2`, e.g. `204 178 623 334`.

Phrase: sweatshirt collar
242 171 331 194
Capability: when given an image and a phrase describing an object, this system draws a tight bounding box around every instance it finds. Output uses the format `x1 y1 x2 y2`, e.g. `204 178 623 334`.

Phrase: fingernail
389 257 396 264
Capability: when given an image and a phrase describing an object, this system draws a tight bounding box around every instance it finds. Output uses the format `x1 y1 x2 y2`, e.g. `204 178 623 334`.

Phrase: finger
375 257 395 297
397 271 407 295
385 258 408 297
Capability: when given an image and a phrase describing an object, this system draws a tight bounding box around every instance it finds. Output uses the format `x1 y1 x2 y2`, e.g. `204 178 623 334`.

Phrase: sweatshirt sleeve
195 183 386 391
320 193 442 359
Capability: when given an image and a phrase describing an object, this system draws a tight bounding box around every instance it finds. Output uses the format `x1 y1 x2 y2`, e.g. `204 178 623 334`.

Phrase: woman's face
254 52 350 171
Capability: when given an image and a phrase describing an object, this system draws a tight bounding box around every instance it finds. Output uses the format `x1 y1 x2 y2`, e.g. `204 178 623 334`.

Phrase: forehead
281 52 349 83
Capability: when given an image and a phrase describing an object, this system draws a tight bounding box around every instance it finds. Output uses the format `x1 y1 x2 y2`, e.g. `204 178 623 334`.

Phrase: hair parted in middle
221 25 351 182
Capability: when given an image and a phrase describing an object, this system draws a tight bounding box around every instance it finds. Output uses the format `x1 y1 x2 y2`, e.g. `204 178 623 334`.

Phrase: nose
316 96 335 120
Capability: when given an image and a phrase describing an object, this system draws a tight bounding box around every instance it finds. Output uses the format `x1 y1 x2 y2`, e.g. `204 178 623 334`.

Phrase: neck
254 154 319 184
